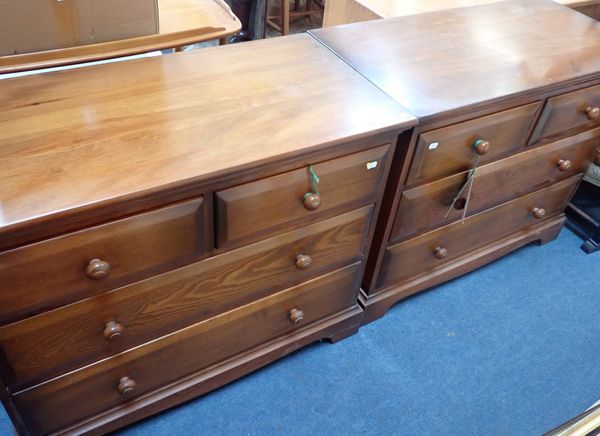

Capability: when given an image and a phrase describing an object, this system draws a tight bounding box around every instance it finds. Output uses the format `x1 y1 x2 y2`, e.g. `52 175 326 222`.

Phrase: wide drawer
390 128 598 242
215 144 390 249
0 197 206 325
379 177 581 289
408 102 541 185
532 84 600 142
13 264 361 435
0 206 372 389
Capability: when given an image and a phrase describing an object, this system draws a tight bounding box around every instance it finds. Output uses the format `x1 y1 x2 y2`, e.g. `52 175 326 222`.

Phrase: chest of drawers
0 35 415 434
312 0 600 323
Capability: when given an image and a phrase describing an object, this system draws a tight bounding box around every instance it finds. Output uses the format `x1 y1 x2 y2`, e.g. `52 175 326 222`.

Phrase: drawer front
0 207 372 389
408 102 541 185
390 128 597 242
533 84 600 142
215 144 390 249
0 198 206 325
14 264 361 435
379 177 580 289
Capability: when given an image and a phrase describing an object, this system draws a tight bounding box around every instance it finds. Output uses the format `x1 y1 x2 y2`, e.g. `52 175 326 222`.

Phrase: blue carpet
1 228 598 435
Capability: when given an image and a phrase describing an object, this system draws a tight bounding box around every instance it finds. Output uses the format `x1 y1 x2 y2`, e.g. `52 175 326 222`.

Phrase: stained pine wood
378 177 580 288
390 128 597 242
312 0 600 120
0 207 372 390
531 84 600 143
322 0 600 27
215 145 389 248
0 198 206 325
408 102 542 185
13 264 361 435
0 33 415 249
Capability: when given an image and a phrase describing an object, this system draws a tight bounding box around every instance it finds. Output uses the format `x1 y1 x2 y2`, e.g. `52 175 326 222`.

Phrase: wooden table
324 0 600 26
0 0 241 74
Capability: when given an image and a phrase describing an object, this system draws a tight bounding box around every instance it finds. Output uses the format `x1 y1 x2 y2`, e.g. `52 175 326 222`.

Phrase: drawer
215 144 390 249
0 198 206 325
379 177 581 289
390 128 597 242
532 84 600 142
408 102 541 185
13 264 361 435
0 206 372 389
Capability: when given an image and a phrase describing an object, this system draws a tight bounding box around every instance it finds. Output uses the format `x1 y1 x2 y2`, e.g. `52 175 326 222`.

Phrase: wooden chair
266 0 324 35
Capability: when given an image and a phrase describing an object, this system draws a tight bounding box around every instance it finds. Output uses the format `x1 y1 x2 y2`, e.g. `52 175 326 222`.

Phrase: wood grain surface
0 34 415 243
312 0 600 119
0 206 372 389
13 264 361 435
378 176 580 288
390 127 598 242
0 198 206 325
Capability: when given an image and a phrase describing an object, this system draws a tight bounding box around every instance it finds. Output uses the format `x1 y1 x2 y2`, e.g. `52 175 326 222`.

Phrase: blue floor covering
1 228 598 435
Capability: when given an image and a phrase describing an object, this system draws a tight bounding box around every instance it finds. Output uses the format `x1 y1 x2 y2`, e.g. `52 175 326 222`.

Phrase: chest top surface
0 33 415 235
312 0 600 119
336 0 591 19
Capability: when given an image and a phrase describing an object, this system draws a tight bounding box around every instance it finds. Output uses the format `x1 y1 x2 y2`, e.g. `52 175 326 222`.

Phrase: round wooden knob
532 207 546 219
585 106 600 121
86 258 110 280
295 254 312 270
303 192 321 211
434 247 448 260
289 308 304 324
473 139 491 155
557 159 572 172
103 321 124 340
117 377 136 395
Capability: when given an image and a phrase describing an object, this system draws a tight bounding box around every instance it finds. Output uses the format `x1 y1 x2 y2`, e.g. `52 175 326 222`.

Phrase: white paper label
429 142 439 150
366 161 378 170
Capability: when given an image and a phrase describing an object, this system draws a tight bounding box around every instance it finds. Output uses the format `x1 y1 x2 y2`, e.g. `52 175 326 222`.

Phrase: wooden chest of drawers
4 1 600 434
312 0 600 322
0 35 415 435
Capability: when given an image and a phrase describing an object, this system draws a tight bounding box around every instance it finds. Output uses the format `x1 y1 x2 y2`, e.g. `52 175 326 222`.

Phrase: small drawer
408 102 541 185
379 176 580 289
215 144 390 249
532 84 600 142
0 198 206 325
0 207 372 389
390 128 598 242
13 264 361 435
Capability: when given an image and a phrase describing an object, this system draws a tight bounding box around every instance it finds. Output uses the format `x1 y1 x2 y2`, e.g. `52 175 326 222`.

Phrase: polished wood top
0 34 415 238
332 0 596 19
312 0 600 119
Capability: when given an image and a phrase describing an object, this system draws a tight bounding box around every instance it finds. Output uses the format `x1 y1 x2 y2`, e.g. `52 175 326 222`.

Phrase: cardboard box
0 0 159 56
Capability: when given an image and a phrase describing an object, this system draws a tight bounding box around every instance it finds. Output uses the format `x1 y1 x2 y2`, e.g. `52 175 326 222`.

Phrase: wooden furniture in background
0 0 241 74
267 0 324 35
323 0 600 26
312 0 600 323
0 34 415 435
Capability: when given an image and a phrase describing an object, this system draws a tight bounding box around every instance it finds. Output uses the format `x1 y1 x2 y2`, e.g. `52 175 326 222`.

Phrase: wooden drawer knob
532 207 546 219
103 321 124 340
86 258 110 280
585 106 600 121
303 192 321 211
557 159 572 172
434 247 448 260
289 308 304 324
473 139 490 155
117 377 136 395
295 254 312 270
